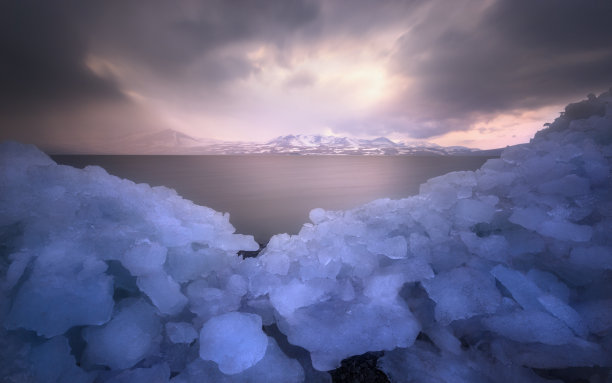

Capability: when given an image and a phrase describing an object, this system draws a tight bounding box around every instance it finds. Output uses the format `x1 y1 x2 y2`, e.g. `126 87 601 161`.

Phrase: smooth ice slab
483 311 576 345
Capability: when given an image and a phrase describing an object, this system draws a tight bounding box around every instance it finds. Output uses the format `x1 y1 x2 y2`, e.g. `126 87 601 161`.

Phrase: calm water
52 155 494 243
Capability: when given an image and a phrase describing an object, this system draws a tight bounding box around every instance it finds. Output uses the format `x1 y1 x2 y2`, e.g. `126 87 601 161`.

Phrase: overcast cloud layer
1 0 611 151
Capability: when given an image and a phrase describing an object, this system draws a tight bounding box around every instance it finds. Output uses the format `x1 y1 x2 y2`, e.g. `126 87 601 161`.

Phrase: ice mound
82 299 161 370
378 340 554 383
199 312 268 374
249 90 612 378
4 250 114 337
0 141 265 381
173 337 304 383
29 336 94 383
1 90 612 381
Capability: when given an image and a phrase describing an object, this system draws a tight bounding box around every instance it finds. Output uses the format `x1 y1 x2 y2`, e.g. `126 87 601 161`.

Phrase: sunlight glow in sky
1 0 611 152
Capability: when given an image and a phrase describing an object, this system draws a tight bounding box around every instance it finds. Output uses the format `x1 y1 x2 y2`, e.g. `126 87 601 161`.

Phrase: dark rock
330 352 390 383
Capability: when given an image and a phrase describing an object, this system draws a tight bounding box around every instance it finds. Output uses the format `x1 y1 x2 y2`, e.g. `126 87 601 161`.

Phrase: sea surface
52 155 494 243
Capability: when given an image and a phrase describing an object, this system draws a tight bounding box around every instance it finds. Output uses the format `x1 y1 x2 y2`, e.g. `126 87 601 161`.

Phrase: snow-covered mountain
138 129 203 147
260 134 398 154
253 134 497 156
267 134 362 148
92 131 500 156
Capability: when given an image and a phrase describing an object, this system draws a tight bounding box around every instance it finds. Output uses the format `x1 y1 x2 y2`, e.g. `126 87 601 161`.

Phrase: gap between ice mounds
0 90 611 382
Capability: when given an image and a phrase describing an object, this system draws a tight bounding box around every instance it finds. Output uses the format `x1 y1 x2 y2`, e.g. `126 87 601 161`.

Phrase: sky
1 0 611 152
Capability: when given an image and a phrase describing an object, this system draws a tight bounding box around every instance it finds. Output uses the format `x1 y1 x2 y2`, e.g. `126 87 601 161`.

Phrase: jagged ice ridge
1 91 612 382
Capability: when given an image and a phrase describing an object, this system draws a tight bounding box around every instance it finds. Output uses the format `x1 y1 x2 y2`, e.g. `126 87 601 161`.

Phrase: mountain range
101 130 502 156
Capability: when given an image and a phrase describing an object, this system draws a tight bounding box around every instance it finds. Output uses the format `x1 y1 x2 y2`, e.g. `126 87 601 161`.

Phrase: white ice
1 91 612 381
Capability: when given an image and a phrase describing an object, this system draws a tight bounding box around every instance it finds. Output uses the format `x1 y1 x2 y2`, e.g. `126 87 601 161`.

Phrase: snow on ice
1 91 612 382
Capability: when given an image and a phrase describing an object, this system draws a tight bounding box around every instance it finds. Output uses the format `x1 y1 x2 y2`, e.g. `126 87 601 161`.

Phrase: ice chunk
526 269 570 302
570 245 612 270
166 322 198 344
279 300 420 371
6 255 114 338
232 337 304 382
83 299 161 370
454 198 495 224
483 310 575 345
337 279 356 301
493 338 611 369
2 251 33 290
538 294 588 338
575 299 612 335
166 247 225 283
226 274 248 296
426 170 477 197
408 232 430 258
111 363 171 383
509 206 548 231
423 324 462 355
491 265 543 310
0 141 55 168
366 235 408 259
216 233 260 252
29 336 93 383
410 209 451 242
309 207 327 224
269 278 329 316
537 174 590 196
175 337 304 383
137 272 188 315
363 271 409 303
539 220 593 242
379 340 550 383
122 240 167 276
504 229 546 256
261 251 291 275
460 232 509 262
199 312 268 374
477 169 517 191
583 152 610 184
422 267 502 325
187 284 242 321
420 181 459 210
379 341 485 383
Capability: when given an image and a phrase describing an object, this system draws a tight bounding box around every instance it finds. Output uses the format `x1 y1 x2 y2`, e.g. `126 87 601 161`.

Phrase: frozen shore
1 91 612 382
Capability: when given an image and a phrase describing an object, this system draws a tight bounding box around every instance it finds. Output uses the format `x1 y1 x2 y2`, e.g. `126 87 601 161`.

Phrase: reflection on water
52 155 493 243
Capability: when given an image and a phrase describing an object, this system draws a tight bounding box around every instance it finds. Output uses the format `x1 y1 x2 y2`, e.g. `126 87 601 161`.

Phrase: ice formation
198 312 268 374
1 91 612 382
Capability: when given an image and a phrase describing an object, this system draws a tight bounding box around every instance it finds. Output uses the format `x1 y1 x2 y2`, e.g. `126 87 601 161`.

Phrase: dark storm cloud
0 0 123 111
0 0 320 149
0 0 320 105
88 0 319 77
305 0 423 38
0 0 142 151
388 0 612 129
2 0 612 148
